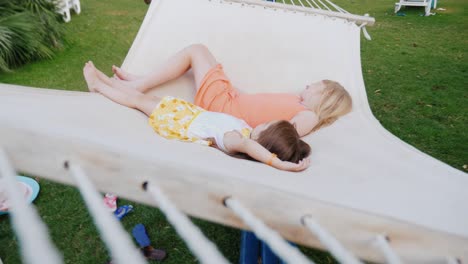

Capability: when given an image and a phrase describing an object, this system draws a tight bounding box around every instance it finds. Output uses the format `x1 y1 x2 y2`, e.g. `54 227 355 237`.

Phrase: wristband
267 153 277 166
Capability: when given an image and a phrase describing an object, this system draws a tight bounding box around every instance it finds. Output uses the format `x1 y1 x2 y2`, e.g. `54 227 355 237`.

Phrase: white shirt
187 111 251 152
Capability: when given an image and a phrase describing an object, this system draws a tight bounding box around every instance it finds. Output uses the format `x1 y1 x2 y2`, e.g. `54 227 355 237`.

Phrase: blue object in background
262 242 279 264
114 205 133 220
240 231 297 264
132 223 151 248
239 231 260 263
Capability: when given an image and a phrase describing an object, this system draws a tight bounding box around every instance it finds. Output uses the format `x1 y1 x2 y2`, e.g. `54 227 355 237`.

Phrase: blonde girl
84 62 311 172
111 44 352 136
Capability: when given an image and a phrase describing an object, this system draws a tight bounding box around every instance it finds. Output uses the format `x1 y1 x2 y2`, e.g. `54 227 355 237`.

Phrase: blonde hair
313 80 352 131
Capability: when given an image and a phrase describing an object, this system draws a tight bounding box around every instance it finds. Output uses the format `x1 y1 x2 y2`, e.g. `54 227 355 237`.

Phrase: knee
187 43 210 55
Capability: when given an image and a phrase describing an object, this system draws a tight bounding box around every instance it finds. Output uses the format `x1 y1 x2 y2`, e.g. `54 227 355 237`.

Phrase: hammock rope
232 0 374 38
359 13 372 40
67 162 147 264
277 0 371 39
224 198 315 264
273 0 346 13
305 0 322 9
323 0 349 13
145 182 231 264
316 0 332 11
374 235 403 264
0 149 63 264
302 216 364 264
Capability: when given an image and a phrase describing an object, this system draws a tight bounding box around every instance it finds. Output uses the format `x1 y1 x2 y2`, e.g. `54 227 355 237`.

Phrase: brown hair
313 80 352 131
256 120 311 163
210 121 311 163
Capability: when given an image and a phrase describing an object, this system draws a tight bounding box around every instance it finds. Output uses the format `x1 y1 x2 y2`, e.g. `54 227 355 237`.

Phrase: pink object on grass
103 193 117 212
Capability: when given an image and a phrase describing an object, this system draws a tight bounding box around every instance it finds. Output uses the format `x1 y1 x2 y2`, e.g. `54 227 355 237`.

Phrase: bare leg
112 65 141 81
110 44 217 93
83 63 159 116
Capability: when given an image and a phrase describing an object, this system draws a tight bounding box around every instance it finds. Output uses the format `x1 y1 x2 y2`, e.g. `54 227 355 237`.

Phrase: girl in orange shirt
111 44 352 136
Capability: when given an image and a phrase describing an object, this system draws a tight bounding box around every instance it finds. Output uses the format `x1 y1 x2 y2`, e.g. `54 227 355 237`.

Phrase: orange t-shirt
236 93 306 127
194 64 307 127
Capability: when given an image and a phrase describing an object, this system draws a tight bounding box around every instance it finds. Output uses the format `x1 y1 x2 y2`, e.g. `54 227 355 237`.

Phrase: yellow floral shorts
148 96 205 142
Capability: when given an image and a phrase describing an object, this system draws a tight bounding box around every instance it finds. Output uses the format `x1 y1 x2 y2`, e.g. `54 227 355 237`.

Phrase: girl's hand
278 157 311 172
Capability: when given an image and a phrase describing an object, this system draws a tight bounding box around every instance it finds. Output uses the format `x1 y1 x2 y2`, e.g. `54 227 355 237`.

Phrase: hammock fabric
0 0 466 262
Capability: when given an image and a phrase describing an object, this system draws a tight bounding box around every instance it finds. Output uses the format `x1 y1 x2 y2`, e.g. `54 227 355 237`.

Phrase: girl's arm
223 131 310 172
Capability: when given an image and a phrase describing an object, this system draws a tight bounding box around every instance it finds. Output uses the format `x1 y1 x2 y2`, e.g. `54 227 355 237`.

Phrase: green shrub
0 0 65 72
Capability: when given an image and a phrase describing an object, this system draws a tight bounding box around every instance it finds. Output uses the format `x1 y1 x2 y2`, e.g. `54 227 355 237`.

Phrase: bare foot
83 62 100 92
112 65 140 81
87 61 112 84
90 63 141 93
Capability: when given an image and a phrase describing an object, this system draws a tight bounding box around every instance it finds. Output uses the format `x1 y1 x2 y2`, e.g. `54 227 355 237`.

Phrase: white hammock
0 0 466 263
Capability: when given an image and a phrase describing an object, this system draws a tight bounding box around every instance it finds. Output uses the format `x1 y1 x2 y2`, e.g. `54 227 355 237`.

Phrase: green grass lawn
0 0 466 263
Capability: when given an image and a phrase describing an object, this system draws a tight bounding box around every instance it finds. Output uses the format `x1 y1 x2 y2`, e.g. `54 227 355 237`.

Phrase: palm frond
0 11 54 70
0 0 65 72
